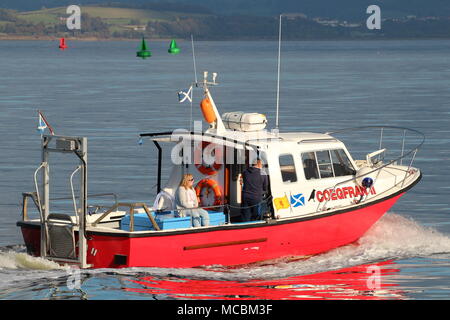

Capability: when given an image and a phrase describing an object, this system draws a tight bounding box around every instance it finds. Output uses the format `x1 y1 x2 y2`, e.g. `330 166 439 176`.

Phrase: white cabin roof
150 128 341 151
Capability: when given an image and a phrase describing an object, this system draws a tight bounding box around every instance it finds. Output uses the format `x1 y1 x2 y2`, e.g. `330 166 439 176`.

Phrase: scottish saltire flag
37 110 54 135
177 86 192 103
290 193 305 207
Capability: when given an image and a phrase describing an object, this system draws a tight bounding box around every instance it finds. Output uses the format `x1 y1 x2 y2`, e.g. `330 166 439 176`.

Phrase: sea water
0 40 450 300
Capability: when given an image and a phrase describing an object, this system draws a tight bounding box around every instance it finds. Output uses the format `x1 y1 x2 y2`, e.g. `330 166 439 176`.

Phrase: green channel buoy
168 39 180 55
137 37 151 59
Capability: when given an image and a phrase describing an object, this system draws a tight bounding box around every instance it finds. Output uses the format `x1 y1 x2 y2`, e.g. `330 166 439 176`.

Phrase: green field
18 6 210 27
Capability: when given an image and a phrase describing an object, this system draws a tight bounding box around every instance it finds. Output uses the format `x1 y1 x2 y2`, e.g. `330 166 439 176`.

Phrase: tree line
0 8 449 40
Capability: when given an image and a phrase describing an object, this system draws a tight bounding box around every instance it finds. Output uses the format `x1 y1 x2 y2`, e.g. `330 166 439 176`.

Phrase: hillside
0 5 449 40
15 6 211 36
18 6 210 24
2 0 450 21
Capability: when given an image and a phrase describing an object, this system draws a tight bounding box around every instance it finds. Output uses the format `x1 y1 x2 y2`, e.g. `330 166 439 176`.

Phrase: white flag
37 110 54 135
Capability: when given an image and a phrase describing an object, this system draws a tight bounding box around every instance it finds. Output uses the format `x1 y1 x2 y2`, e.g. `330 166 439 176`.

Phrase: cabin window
301 152 319 180
301 149 355 180
279 154 297 183
316 151 334 178
331 149 356 176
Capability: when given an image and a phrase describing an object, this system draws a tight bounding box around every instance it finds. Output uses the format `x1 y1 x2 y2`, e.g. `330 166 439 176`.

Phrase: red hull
19 193 403 268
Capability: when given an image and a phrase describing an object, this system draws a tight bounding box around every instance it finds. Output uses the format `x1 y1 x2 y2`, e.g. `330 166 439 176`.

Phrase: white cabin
147 75 421 222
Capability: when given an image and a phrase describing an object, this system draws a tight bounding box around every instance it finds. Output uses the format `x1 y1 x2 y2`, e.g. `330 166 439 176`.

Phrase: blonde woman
175 174 210 227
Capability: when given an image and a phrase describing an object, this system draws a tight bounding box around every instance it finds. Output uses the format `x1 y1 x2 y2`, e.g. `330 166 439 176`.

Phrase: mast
275 14 282 130
202 71 226 134
190 35 198 132
191 34 198 85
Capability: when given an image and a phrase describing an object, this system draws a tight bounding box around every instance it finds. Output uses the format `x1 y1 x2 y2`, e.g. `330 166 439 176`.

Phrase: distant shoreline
0 35 449 42
0 35 179 41
1 5 450 43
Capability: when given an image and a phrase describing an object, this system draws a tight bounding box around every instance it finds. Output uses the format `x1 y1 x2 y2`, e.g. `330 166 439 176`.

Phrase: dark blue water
0 39 450 300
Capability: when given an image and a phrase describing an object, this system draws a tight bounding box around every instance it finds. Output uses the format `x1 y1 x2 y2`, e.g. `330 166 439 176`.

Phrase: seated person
175 174 210 227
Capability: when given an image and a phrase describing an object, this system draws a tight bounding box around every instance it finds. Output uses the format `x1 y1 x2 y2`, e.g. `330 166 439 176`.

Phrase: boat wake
116 213 450 281
0 246 70 297
0 246 63 271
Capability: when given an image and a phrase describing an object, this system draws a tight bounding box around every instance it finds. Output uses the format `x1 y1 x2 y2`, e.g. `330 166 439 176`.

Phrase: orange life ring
195 178 222 207
194 141 222 176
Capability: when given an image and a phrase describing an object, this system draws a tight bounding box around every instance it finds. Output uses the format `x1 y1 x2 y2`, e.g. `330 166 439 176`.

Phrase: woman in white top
175 174 210 227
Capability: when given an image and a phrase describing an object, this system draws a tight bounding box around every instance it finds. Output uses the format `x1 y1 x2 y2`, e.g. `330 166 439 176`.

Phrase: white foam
247 213 450 279
0 251 63 270
356 213 450 259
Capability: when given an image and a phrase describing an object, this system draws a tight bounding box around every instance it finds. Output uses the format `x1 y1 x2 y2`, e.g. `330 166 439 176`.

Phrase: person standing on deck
241 159 268 222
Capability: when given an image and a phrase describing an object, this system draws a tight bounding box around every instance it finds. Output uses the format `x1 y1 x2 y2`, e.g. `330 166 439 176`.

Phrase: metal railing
90 202 238 232
317 126 425 211
21 192 119 222
33 162 47 223
325 125 425 162
21 192 41 221
92 202 160 231
88 195 277 232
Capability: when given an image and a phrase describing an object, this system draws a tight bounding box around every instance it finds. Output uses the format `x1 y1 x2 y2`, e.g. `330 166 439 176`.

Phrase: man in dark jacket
241 159 268 221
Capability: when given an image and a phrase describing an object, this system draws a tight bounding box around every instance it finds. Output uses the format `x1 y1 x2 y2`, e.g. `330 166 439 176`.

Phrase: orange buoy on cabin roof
200 98 216 124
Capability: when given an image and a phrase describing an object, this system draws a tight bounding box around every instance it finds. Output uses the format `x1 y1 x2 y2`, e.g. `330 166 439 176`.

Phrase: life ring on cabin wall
194 141 222 176
195 178 222 206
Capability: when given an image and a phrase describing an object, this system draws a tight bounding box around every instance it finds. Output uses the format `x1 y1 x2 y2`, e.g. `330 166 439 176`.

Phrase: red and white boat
17 70 423 269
